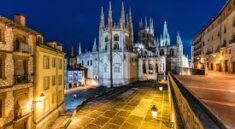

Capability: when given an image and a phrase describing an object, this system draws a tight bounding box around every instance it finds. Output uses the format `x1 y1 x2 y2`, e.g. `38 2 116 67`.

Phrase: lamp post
32 93 45 129
151 105 174 129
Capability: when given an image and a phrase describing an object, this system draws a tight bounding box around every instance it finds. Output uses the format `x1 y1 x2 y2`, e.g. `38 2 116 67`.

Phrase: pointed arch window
160 49 164 56
169 49 174 57
105 36 109 42
114 34 119 41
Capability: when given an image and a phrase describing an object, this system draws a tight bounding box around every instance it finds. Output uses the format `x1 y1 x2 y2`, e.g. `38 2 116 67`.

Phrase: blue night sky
0 0 227 58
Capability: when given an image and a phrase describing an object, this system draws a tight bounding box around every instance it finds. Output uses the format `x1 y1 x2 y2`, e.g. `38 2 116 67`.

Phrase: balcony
14 74 30 84
14 39 32 54
229 39 235 46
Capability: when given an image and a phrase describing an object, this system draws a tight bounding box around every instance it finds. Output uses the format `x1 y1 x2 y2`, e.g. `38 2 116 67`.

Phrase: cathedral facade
76 2 189 87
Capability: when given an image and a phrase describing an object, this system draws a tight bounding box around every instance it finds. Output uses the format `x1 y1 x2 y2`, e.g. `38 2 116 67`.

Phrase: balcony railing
14 40 32 54
229 39 235 45
14 74 30 84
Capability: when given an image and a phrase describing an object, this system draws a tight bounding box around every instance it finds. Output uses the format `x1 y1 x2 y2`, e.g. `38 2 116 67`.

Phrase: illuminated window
58 59 62 69
58 75 62 85
52 93 56 104
43 56 50 69
43 76 50 90
52 57 56 68
52 75 56 86
58 90 63 102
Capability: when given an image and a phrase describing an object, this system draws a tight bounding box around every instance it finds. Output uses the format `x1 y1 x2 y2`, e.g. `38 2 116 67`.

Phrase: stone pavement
175 71 235 129
67 82 171 129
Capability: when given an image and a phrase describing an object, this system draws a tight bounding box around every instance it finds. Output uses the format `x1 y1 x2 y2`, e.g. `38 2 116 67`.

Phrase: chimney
14 14 26 26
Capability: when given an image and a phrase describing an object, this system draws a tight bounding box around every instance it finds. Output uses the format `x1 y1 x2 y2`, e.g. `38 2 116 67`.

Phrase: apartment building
192 0 235 73
0 14 65 129
34 41 64 129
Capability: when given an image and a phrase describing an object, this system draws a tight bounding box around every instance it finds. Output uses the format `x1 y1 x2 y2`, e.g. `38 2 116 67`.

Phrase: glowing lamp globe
151 105 158 119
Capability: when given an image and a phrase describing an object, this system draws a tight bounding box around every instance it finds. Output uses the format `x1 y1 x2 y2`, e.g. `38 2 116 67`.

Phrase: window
114 67 120 72
90 60 92 66
58 75 62 85
114 34 119 41
58 59 62 69
160 49 164 56
43 76 50 90
37 37 43 44
52 57 56 68
81 60 84 66
143 61 146 74
156 64 158 73
224 26 227 33
114 43 119 50
52 93 56 104
87 60 89 66
58 90 63 103
169 49 174 57
43 56 50 69
52 75 56 86
105 36 108 42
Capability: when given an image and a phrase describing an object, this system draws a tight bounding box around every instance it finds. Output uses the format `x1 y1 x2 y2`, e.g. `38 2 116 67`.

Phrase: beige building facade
193 0 235 73
34 42 64 129
0 14 64 129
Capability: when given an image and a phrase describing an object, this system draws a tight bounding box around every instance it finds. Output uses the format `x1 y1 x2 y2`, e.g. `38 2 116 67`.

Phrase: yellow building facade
193 0 235 73
34 42 65 129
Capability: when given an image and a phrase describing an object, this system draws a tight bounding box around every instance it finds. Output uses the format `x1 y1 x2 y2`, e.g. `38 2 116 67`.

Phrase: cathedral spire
145 17 148 29
129 8 133 49
177 32 183 45
120 1 125 29
162 21 170 46
99 7 105 30
78 43 82 55
163 21 169 36
139 18 143 27
108 1 113 28
92 38 97 52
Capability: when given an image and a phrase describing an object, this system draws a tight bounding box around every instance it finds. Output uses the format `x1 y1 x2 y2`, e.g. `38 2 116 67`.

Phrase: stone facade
76 2 189 87
0 14 40 129
77 2 138 87
0 14 65 129
193 0 235 73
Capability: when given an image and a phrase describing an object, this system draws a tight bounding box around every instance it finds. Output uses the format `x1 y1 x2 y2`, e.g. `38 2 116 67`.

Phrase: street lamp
151 105 174 128
159 86 163 91
151 105 158 119
32 93 45 129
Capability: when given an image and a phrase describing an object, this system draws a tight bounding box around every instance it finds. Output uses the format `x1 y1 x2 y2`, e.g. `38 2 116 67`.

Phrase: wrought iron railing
14 40 32 53
14 74 29 84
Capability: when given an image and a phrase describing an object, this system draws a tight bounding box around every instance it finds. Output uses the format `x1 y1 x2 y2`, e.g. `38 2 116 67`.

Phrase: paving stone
126 115 143 126
92 116 110 126
84 123 101 129
109 116 126 125
116 110 130 117
120 122 139 129
103 110 118 118
101 123 120 129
